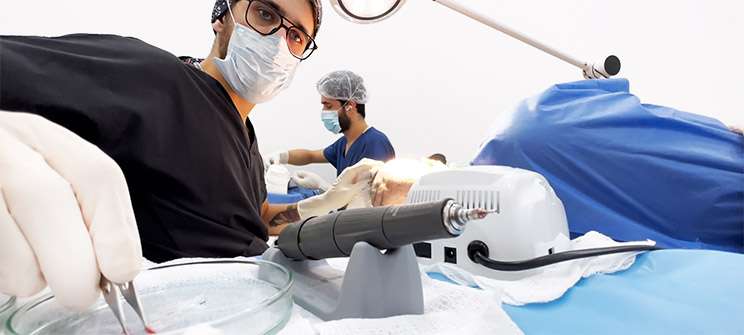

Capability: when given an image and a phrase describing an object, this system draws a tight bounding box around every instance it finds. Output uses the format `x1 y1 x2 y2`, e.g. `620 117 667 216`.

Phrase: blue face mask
321 110 342 134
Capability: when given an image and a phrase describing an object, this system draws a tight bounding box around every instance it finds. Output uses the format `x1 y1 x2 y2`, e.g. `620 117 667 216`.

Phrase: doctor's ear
213 19 226 34
346 101 356 112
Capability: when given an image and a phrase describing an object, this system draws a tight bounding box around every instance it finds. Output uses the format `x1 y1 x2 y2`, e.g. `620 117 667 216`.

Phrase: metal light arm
432 0 621 79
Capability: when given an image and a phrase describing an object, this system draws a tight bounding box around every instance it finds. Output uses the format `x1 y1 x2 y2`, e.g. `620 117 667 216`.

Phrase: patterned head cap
211 0 322 36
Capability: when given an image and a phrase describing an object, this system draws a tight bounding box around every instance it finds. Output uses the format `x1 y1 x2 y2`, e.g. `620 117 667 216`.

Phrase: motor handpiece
277 199 490 261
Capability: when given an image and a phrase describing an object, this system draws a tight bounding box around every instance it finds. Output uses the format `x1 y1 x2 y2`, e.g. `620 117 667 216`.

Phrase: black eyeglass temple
245 0 318 59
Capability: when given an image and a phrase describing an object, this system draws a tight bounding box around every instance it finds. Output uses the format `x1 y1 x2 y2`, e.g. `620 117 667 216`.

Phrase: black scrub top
0 34 269 262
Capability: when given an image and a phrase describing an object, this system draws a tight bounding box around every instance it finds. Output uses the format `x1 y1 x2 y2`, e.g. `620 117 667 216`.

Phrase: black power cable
467 240 659 272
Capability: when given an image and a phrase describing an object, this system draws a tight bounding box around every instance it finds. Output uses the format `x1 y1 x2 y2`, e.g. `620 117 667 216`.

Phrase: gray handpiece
277 198 488 261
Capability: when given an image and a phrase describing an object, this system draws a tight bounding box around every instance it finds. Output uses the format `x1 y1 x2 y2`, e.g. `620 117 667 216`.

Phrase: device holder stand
262 242 424 321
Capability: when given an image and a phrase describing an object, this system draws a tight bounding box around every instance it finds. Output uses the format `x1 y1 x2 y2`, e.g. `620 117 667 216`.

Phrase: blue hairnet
316 70 368 104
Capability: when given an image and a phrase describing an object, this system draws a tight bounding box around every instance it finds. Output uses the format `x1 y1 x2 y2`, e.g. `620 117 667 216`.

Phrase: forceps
100 277 151 334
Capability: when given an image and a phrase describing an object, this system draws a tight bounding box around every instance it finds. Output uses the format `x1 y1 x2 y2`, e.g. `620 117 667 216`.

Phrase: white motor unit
407 165 570 280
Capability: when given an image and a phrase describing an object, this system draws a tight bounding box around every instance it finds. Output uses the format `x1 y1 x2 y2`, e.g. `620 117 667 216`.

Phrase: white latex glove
0 112 142 310
297 159 384 220
264 151 289 168
346 185 373 210
291 170 332 192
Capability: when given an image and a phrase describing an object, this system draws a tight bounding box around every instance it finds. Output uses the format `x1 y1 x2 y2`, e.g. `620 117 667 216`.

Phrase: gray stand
262 242 424 321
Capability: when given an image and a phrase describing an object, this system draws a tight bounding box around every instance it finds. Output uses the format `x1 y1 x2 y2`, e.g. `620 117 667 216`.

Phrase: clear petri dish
5 259 293 335
1 294 17 326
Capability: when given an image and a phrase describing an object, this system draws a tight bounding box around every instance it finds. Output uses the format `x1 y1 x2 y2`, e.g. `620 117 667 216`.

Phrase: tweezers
100 277 149 335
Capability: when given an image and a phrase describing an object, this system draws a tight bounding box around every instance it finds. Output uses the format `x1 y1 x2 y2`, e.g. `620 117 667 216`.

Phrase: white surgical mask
214 4 300 104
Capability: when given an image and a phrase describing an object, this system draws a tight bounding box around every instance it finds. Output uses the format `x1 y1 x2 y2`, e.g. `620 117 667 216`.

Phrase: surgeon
0 0 378 309
267 70 396 176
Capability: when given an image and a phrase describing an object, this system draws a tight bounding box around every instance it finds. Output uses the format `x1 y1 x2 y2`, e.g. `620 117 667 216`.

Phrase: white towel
422 231 655 306
277 258 522 335
309 273 522 335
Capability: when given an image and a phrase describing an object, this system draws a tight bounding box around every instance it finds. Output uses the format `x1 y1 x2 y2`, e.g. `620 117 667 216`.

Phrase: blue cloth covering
267 186 321 204
472 79 744 252
428 249 744 334
324 127 395 176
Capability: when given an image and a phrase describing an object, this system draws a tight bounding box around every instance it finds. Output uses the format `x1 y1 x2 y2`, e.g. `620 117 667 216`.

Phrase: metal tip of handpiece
444 201 496 236
465 208 495 221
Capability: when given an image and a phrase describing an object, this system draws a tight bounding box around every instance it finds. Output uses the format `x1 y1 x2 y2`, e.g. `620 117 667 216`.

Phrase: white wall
2 0 742 172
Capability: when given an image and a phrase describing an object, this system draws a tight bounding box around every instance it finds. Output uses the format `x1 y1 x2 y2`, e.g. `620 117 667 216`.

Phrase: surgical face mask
322 110 342 134
213 6 300 104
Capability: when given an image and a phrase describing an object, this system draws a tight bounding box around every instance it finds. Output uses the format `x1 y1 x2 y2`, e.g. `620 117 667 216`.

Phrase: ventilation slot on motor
455 190 500 213
409 190 442 203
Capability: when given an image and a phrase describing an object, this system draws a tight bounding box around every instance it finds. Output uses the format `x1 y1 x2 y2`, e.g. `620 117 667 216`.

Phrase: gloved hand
264 151 289 169
0 112 142 310
297 159 384 220
371 159 447 207
291 170 332 192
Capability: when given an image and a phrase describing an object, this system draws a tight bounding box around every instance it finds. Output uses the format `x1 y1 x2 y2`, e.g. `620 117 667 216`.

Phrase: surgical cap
212 0 323 36
316 70 369 104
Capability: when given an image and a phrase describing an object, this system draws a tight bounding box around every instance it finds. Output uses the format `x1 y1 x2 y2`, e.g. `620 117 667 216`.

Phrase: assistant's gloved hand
291 170 332 192
264 151 289 169
0 112 142 310
297 159 384 220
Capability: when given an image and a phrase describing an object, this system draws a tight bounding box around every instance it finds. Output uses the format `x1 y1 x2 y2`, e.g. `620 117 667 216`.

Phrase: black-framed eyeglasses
243 0 318 60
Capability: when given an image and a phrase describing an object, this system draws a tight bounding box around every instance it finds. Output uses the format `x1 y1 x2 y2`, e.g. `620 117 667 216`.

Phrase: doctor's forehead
266 0 315 36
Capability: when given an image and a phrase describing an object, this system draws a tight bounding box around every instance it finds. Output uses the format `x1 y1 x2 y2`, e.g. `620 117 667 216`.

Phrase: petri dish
5 259 293 335
1 294 16 327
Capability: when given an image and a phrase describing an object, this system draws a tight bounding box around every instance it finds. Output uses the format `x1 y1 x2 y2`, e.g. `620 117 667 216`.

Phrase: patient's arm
370 159 447 207
371 178 415 207
261 201 301 235
288 149 327 165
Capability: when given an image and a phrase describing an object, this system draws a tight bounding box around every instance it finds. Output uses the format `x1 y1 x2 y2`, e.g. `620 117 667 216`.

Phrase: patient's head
428 153 447 165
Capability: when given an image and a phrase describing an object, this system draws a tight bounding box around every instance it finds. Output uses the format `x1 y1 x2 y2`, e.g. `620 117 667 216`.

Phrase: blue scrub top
323 127 395 176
